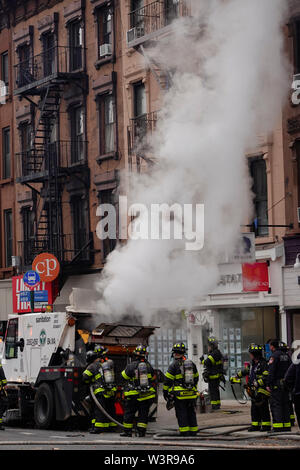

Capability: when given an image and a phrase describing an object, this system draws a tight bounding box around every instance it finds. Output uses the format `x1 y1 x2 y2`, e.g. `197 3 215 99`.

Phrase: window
97 6 113 58
99 94 115 155
5 318 18 360
98 189 116 259
19 121 32 176
17 44 31 87
133 81 146 118
1 51 8 93
165 0 180 25
249 158 268 237
69 21 83 71
70 106 85 163
294 20 300 74
132 81 147 153
71 195 89 257
4 209 13 267
130 0 144 28
22 206 35 266
2 127 10 179
42 32 55 77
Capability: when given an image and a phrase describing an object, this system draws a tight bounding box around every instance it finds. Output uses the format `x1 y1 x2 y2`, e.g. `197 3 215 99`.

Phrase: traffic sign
32 253 60 283
23 270 40 289
20 291 31 302
33 290 49 302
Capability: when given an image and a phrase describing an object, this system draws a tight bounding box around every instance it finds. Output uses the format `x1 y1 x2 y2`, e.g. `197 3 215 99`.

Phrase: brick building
0 0 299 362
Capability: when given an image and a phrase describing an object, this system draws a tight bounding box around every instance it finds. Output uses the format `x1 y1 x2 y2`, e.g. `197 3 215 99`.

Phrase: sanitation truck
0 311 158 429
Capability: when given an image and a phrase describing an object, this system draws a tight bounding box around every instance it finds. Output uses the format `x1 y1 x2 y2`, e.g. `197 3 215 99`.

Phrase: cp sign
32 253 60 283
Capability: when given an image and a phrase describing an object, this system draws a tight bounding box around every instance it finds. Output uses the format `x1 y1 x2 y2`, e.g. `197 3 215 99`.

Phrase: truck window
0 321 7 341
5 318 18 359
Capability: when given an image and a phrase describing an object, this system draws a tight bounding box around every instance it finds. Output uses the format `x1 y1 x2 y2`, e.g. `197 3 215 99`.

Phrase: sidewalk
151 398 252 433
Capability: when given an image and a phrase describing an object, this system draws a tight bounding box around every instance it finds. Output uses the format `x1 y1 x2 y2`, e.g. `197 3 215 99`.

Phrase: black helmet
86 350 97 364
133 344 147 357
172 342 187 354
94 345 108 358
248 343 263 356
207 336 218 348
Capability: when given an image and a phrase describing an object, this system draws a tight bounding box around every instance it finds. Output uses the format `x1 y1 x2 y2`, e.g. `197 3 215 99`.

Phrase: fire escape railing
16 140 89 181
128 111 158 168
14 45 85 91
128 0 191 42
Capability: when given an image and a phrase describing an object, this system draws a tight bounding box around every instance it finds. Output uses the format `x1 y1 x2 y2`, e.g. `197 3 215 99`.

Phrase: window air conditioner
99 43 112 58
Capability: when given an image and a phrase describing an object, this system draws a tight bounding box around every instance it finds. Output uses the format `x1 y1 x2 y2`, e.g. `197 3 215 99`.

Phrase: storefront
187 244 284 395
282 265 300 345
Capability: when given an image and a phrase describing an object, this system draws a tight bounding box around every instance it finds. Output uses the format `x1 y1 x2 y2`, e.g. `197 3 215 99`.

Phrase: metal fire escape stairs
28 82 64 261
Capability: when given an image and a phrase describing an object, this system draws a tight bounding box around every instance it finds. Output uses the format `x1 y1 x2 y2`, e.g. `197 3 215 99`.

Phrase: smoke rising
95 0 289 324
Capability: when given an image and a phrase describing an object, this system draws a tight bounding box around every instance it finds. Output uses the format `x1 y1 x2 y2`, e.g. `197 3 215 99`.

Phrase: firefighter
163 343 199 437
120 345 156 437
280 342 296 426
266 339 292 432
284 351 300 429
201 336 225 410
82 345 117 434
0 362 7 430
230 343 271 432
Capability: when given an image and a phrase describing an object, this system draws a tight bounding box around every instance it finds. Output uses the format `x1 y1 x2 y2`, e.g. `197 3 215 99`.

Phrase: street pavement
0 398 299 450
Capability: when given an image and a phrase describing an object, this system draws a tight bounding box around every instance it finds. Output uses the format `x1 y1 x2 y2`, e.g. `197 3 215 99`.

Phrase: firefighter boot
120 430 132 437
0 424 5 431
247 426 260 432
260 426 271 432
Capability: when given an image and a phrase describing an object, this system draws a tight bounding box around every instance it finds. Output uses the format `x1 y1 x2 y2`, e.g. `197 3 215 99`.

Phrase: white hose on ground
89 385 126 429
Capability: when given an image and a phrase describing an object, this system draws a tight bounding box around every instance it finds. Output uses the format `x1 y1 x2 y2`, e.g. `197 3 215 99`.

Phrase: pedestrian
266 339 292 432
284 351 300 429
164 342 199 437
120 345 156 437
201 336 225 410
230 343 271 432
82 345 117 434
0 362 7 430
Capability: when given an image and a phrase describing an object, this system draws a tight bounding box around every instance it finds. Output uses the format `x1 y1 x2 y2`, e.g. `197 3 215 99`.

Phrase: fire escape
127 0 191 167
15 45 92 270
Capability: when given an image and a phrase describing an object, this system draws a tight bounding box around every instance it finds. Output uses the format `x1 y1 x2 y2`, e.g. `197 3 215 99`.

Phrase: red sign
242 262 269 292
32 253 60 283
12 275 59 313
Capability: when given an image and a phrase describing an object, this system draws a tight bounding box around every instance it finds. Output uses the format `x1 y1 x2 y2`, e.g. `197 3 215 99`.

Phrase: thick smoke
95 0 289 323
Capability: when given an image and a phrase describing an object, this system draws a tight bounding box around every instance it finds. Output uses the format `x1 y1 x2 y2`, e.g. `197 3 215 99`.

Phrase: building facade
0 0 299 377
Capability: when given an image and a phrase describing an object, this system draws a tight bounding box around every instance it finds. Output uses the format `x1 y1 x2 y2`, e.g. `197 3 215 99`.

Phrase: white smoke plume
95 0 290 323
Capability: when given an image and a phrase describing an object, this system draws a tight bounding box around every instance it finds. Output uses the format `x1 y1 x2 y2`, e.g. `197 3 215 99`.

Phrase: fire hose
230 383 248 405
89 385 126 429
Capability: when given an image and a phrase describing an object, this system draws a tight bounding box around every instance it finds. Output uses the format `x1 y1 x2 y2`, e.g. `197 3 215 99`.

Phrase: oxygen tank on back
183 359 194 388
102 359 115 388
137 361 149 390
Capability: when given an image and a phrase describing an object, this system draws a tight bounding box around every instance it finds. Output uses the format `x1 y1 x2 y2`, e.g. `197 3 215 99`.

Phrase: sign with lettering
12 276 58 313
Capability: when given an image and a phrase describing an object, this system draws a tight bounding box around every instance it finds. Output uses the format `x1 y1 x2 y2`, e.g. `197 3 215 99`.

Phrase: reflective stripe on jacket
164 358 199 400
121 359 156 401
82 359 117 397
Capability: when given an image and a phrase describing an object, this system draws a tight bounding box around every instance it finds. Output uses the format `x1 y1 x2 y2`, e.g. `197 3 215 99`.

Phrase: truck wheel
34 383 55 429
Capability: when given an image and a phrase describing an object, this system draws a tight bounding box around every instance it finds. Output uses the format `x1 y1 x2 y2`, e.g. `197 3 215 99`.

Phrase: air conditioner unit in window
126 26 145 44
99 43 112 58
297 207 300 223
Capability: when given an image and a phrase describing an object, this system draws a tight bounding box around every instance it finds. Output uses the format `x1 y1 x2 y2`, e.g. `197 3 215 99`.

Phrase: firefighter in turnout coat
201 336 225 410
164 343 199 436
230 343 271 431
120 345 156 437
0 362 7 430
82 345 117 434
267 340 292 432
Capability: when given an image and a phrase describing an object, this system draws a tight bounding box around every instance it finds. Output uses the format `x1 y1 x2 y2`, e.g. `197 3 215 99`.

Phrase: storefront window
217 307 278 397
